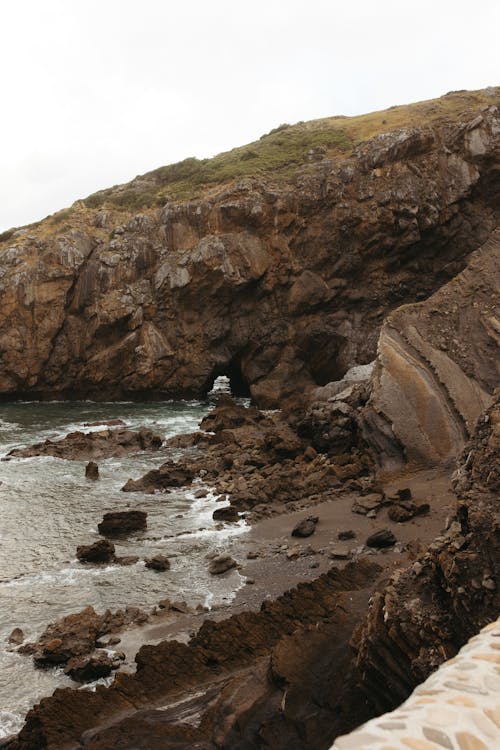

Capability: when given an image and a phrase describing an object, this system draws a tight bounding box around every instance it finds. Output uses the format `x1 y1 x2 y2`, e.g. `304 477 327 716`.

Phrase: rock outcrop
0 90 498 406
4 427 163 461
362 229 500 470
351 392 500 714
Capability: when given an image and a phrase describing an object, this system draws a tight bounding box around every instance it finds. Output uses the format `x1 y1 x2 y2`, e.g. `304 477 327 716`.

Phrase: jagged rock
98 510 147 536
291 515 319 538
362 230 500 470
5 427 163 461
76 539 115 564
144 555 171 571
387 505 413 523
64 652 115 683
351 493 384 515
21 605 149 671
122 462 195 493
208 554 238 575
85 461 99 479
0 93 498 409
365 529 397 548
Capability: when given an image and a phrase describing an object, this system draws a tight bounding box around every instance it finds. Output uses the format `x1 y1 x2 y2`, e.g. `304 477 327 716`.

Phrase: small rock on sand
291 515 319 538
209 554 237 575
366 529 397 548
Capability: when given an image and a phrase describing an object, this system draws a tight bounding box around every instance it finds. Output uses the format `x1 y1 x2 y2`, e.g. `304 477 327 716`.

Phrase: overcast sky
1 0 498 231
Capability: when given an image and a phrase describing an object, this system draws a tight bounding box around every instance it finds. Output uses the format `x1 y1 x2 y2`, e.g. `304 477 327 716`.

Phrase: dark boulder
98 510 147 536
212 506 239 522
366 529 397 548
291 515 319 538
76 539 115 564
85 461 99 480
64 652 115 683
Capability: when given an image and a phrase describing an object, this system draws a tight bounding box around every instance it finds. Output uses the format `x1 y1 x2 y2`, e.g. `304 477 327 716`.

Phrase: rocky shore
0 88 498 749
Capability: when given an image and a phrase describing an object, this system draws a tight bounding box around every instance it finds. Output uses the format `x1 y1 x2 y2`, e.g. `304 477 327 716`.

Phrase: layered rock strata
0 92 498 406
362 229 500 470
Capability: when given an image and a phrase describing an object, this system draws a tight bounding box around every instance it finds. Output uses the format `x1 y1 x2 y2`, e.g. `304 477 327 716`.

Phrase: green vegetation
83 122 353 211
80 87 499 213
0 228 15 244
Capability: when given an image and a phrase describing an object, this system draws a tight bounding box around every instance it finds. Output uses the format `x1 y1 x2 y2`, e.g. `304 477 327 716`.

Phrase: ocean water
0 393 248 738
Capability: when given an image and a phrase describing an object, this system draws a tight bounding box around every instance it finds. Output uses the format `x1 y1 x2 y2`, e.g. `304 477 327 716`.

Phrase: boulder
76 539 115 564
291 515 319 538
212 506 239 522
85 461 99 480
122 462 195 493
65 652 115 683
98 510 147 536
208 554 238 575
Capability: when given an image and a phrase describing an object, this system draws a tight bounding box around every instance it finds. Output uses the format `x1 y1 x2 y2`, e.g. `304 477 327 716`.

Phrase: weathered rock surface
351 393 500 715
19 605 148 675
362 228 500 470
0 92 498 406
5 427 163 461
10 561 381 749
97 510 147 536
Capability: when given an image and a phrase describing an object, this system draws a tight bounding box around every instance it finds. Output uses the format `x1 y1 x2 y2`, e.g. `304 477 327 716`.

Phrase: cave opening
206 356 251 399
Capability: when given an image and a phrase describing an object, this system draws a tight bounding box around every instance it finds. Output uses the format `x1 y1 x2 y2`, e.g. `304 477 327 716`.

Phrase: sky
1 0 499 232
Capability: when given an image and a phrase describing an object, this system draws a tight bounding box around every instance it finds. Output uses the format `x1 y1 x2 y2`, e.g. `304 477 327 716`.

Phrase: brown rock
291 515 319 538
8 627 24 645
366 529 397 548
208 554 238 575
98 510 147 536
212 506 239 522
85 461 99 480
76 539 115 564
5 427 163 461
144 555 171 571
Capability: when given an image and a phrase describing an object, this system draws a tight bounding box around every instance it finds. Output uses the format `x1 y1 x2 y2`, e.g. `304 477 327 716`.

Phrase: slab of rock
208 554 238 575
76 539 115 564
85 461 99 480
351 493 384 516
122 462 195 493
291 515 319 538
329 544 352 560
366 529 397 548
98 510 147 536
5 427 163 461
22 605 149 669
144 555 170 571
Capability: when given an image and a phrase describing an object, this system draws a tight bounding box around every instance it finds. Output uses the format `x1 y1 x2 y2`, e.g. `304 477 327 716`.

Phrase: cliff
1 88 499 409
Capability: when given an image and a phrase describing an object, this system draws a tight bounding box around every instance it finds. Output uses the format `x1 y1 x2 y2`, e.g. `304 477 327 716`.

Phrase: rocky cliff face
351 391 500 714
361 228 500 470
1 90 499 406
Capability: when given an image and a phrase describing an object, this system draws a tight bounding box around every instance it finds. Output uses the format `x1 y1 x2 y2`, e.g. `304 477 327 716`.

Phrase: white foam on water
0 710 24 739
